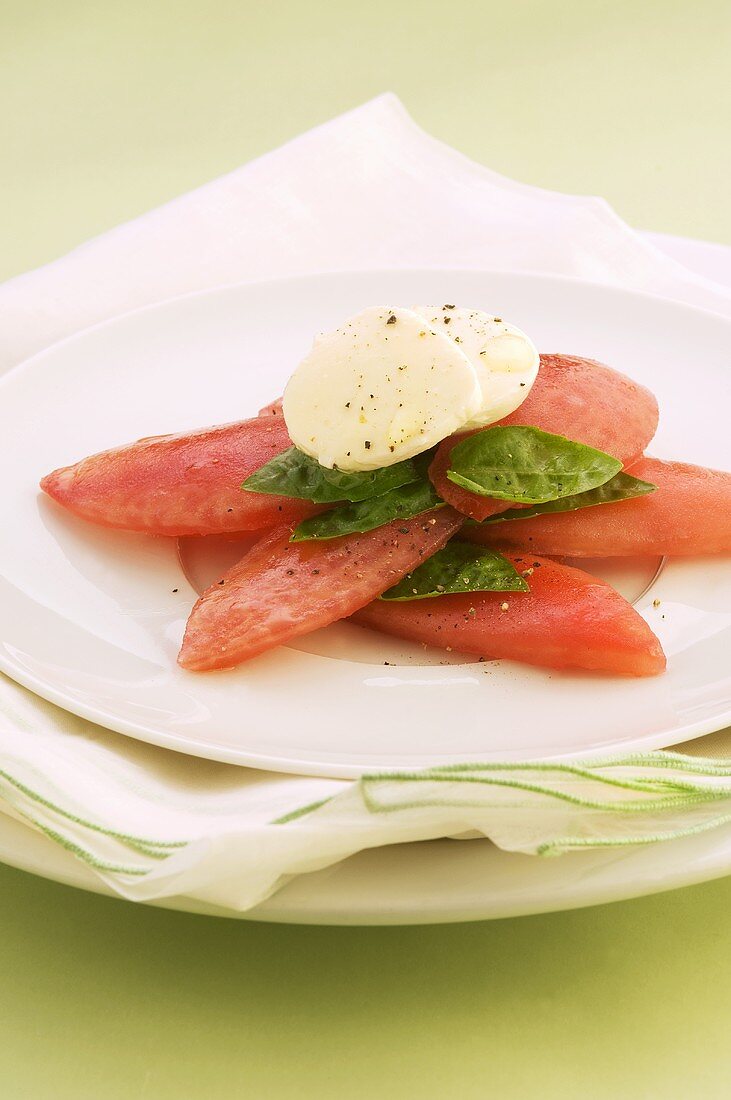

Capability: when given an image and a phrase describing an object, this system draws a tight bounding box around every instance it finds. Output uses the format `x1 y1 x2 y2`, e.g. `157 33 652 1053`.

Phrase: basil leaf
291 478 444 541
479 471 657 523
380 544 529 601
447 426 622 504
243 446 422 504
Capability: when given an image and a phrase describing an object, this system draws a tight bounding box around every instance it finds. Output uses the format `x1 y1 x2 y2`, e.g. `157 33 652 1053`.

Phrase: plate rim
5 262 731 387
3 805 731 925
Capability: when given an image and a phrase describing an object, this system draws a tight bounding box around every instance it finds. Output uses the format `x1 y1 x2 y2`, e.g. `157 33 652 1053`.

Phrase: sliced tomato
40 416 320 536
463 457 731 557
429 354 659 522
258 398 284 418
352 553 665 677
178 508 463 670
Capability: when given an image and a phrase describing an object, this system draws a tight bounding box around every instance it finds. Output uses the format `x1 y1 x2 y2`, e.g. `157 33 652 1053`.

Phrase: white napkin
3 687 731 912
2 93 730 371
1 93 730 914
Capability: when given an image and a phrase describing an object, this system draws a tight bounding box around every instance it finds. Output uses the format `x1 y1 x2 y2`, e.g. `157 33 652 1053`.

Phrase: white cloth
1 93 730 913
2 93 730 371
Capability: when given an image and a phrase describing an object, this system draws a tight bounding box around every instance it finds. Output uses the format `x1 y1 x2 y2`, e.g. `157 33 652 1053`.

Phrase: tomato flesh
464 457 731 557
40 416 319 536
179 508 462 670
429 354 659 522
258 398 284 418
352 552 666 677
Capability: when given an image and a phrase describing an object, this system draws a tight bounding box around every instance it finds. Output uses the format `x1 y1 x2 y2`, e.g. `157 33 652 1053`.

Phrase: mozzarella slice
412 306 539 428
282 306 482 471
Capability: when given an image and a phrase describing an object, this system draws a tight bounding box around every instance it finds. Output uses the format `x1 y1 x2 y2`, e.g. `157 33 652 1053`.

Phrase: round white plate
3 800 731 925
1 232 731 925
1 268 730 776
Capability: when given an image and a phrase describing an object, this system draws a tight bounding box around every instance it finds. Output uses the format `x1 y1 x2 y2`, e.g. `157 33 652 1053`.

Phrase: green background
2 1 730 1096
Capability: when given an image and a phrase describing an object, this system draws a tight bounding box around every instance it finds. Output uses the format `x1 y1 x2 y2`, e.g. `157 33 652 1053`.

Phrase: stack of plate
0 236 729 924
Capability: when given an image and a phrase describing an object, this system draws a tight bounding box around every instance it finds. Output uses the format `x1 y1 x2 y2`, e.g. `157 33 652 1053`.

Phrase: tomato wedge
258 398 284 418
429 354 659 522
40 416 319 536
352 553 665 677
178 508 463 670
463 457 731 557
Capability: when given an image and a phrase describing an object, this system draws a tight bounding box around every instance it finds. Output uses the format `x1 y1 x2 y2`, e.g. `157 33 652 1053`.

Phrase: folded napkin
3 684 731 911
1 94 730 913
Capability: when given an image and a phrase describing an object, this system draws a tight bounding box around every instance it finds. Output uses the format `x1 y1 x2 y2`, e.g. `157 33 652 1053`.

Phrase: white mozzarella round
282 306 482 471
412 306 539 428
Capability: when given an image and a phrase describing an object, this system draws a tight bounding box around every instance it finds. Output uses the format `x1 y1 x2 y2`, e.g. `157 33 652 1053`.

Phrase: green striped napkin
1 671 731 913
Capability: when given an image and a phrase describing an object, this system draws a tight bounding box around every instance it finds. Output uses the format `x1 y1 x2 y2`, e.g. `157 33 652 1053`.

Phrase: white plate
1 269 730 777
2 232 731 925
4 801 731 925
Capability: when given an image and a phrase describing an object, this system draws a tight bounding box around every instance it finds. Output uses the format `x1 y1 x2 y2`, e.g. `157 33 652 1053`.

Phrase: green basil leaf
291 478 444 541
479 471 658 523
243 447 422 503
380 544 529 601
447 425 622 504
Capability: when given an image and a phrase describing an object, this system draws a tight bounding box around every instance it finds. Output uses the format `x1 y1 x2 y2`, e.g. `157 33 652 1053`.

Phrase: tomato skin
40 416 319 536
352 553 666 677
463 457 731 557
178 508 463 670
429 354 659 522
